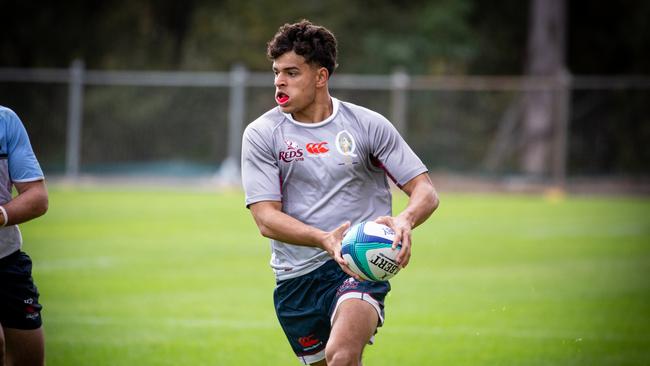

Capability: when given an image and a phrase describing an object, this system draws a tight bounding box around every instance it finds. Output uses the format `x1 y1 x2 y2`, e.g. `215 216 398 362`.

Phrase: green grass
20 187 650 365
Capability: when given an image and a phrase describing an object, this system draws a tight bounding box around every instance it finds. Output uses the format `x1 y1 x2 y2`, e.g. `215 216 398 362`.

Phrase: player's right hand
321 221 361 280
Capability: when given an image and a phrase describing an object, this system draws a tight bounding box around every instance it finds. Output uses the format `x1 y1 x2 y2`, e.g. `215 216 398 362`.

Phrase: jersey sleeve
241 123 282 207
368 114 427 187
4 109 44 182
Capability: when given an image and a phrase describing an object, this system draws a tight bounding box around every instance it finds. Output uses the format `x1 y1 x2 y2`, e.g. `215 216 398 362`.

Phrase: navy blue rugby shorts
0 250 43 329
273 259 390 365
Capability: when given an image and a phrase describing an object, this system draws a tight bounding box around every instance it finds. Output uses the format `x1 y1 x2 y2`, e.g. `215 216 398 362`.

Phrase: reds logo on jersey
279 139 304 162
284 139 299 150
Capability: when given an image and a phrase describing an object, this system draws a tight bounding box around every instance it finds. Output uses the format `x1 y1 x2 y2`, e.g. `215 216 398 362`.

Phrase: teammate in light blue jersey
0 106 49 366
242 20 439 365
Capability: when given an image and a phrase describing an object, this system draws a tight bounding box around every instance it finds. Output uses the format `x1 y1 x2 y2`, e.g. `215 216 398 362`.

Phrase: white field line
37 256 119 271
46 315 276 330
45 315 649 343
384 324 649 343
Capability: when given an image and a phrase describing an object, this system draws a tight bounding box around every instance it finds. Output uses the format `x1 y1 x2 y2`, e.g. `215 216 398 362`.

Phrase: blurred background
2 2 649 365
1 0 649 189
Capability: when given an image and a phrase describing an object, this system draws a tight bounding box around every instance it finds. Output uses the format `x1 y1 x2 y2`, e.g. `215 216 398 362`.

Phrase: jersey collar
282 97 340 128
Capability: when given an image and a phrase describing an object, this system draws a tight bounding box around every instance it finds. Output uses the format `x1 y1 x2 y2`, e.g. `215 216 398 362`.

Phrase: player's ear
316 67 329 87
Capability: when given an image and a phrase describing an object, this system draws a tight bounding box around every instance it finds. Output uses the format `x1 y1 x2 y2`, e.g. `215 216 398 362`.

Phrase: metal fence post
390 68 410 139
65 59 84 179
552 69 572 188
218 63 247 184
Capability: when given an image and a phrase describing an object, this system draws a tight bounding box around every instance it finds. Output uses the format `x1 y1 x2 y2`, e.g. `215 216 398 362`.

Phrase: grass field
19 187 650 365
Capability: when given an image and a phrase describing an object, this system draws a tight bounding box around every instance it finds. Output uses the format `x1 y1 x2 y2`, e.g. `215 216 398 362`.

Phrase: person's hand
321 221 362 280
374 215 412 268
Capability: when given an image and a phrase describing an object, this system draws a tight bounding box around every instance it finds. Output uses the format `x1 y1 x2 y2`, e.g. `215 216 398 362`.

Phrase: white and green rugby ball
341 221 401 281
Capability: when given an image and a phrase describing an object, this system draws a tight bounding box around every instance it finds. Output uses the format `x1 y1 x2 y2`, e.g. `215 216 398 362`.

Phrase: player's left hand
374 215 412 268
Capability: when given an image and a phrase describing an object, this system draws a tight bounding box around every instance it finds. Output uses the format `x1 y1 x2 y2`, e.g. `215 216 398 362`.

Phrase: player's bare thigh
322 298 378 365
2 326 45 366
0 326 4 366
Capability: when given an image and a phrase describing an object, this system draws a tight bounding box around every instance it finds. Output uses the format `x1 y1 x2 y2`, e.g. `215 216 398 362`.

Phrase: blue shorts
0 251 43 329
274 260 390 364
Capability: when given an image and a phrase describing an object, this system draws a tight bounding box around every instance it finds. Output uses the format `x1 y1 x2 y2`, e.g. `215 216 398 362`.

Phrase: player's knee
325 345 360 366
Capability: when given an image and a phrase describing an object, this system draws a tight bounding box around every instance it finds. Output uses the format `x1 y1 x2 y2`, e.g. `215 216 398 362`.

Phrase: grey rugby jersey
242 98 427 281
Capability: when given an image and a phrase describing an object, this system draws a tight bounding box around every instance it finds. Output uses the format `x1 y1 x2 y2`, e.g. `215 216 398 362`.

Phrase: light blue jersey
242 98 427 281
0 107 44 259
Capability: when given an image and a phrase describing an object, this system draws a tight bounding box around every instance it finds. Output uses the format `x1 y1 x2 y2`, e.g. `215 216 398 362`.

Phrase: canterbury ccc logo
305 142 329 154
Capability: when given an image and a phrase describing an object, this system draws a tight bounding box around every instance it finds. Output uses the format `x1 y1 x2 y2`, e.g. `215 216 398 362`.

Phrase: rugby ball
341 221 401 281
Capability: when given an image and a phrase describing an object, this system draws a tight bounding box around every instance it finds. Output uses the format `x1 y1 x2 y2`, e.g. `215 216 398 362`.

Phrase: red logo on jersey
298 334 321 348
306 142 329 154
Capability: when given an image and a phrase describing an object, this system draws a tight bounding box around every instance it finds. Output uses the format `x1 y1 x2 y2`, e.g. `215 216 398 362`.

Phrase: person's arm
249 201 359 279
375 173 439 268
0 180 48 226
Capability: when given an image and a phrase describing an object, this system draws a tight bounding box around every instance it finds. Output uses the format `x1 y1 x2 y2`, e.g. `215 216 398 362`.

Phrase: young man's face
272 51 325 118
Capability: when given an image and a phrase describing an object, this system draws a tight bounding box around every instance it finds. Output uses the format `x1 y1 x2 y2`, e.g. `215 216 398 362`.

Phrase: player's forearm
398 177 439 229
2 181 48 226
252 204 327 249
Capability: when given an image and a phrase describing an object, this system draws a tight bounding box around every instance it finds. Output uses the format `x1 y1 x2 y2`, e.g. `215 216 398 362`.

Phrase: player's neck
292 92 333 123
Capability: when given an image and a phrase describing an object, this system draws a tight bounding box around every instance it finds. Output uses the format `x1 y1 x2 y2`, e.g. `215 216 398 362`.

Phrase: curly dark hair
267 20 338 77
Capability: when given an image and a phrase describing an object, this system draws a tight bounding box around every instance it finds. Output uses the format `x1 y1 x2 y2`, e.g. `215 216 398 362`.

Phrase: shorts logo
23 298 40 320
279 139 304 163
298 334 322 349
336 277 360 297
335 131 357 157
306 142 329 156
